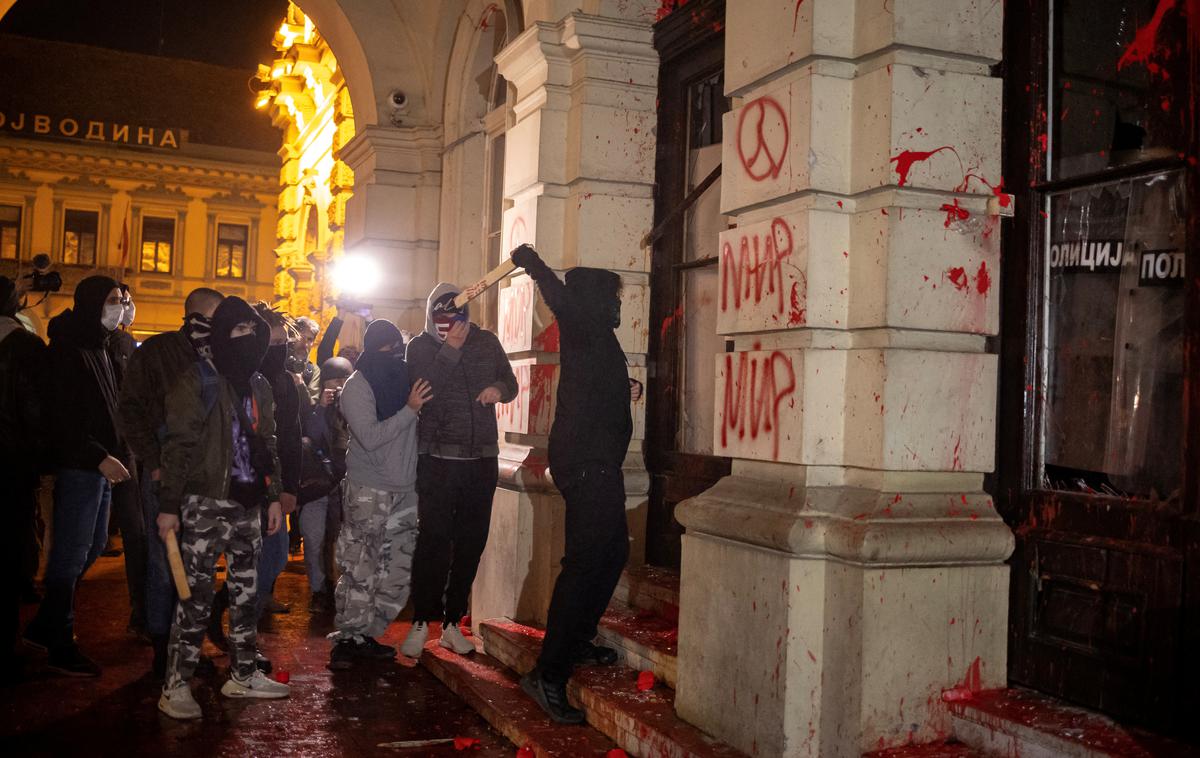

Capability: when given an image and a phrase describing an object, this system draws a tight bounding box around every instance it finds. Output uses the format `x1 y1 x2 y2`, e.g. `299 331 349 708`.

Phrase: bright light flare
330 255 382 297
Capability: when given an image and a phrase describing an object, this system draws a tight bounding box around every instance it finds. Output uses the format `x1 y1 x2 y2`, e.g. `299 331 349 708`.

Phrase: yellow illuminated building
256 3 355 332
0 33 279 340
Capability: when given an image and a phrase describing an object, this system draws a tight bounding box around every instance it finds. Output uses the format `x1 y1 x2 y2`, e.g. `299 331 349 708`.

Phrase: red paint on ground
455 736 482 750
607 750 630 758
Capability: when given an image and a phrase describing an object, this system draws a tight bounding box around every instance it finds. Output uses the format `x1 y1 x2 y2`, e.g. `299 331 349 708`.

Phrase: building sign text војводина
0 110 184 150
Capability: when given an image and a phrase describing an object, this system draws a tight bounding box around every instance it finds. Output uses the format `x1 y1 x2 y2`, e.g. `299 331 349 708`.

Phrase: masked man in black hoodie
118 287 223 678
24 275 130 677
401 283 518 658
510 245 641 724
155 296 288 719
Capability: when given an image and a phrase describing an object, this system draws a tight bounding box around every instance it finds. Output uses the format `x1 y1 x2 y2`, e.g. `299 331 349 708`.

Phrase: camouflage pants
332 479 417 641
166 496 261 687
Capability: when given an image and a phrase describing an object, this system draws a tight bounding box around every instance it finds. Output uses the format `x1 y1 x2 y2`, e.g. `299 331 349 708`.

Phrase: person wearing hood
299 355 353 612
400 283 518 659
509 244 641 724
24 275 130 677
155 296 289 719
118 287 223 678
0 276 50 680
103 283 150 644
328 319 431 670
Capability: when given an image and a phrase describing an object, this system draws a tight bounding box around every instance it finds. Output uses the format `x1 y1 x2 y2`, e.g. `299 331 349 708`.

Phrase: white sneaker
158 682 202 720
400 621 429 657
439 622 475 655
220 669 290 699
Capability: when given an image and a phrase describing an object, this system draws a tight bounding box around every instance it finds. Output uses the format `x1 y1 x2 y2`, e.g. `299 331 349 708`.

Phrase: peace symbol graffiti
736 96 789 182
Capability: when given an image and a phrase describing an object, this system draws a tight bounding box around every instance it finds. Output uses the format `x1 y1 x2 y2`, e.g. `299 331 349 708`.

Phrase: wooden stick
377 738 457 749
165 530 192 600
453 258 517 309
640 162 722 249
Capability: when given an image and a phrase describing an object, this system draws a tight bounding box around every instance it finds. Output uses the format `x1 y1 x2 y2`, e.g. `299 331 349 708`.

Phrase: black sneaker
358 637 396 660
328 639 359 671
47 644 101 677
572 642 619 666
520 669 585 725
254 650 272 674
21 624 53 652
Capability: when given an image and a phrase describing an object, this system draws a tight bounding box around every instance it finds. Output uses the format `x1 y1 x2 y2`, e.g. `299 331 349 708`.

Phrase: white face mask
101 303 124 331
120 301 135 328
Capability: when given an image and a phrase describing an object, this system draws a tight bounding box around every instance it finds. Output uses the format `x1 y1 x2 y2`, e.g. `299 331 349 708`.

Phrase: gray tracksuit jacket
339 370 419 492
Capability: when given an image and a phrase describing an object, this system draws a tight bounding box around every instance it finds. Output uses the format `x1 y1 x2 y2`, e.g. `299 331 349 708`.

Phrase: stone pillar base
676 475 1012 757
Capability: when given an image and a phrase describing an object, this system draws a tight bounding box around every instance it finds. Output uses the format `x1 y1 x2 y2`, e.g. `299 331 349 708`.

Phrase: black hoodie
46 275 125 470
514 249 631 473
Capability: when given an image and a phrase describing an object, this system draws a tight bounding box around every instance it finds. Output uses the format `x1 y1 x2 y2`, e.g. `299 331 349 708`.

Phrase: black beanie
320 356 354 382
363 319 403 352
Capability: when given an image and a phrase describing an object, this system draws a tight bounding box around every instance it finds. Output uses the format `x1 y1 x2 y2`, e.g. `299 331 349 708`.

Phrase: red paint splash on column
792 0 805 33
787 282 806 326
660 305 684 341
1116 0 1178 76
975 261 992 295
890 146 958 187
946 267 969 291
939 198 970 227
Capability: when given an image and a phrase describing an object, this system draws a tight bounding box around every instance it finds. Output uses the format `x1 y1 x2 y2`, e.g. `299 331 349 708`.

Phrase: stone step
480 619 745 758
612 565 680 622
948 688 1196 758
862 741 986 757
420 641 619 757
595 598 678 689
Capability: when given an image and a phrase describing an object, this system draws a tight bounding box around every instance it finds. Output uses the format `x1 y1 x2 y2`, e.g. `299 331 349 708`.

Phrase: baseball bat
165 530 192 600
453 257 518 309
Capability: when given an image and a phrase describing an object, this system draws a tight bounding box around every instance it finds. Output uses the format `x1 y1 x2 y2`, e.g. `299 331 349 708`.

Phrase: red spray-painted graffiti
737 97 789 181
1115 0 1178 78
508 216 529 252
721 218 794 314
720 351 797 461
500 277 534 352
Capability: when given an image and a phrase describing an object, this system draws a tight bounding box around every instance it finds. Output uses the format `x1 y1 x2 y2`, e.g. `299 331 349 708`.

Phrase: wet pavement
3 553 513 757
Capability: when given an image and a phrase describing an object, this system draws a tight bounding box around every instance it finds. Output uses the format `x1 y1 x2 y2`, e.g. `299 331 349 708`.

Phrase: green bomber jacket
159 364 282 516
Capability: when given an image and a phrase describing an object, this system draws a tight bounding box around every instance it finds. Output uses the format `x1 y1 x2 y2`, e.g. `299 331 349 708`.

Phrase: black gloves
511 244 540 269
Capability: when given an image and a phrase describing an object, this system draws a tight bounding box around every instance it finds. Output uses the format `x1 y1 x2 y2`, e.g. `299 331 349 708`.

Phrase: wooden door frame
645 0 728 568
996 0 1200 732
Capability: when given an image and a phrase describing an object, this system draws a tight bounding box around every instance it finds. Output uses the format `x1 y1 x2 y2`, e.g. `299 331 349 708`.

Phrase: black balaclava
209 296 269 397
184 312 214 359
0 276 19 318
69 274 121 348
565 268 622 329
357 319 409 420
261 342 289 378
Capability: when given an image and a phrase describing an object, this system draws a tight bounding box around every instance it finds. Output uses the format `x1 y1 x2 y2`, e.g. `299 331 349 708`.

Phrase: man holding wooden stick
155 296 289 719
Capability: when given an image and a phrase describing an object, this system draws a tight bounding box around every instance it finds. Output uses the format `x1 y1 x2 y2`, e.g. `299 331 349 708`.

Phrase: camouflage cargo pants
332 479 418 641
166 496 261 687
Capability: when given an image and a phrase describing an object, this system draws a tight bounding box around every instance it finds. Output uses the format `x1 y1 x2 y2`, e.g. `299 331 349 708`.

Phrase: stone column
339 124 442 333
673 2 1012 756
470 12 657 627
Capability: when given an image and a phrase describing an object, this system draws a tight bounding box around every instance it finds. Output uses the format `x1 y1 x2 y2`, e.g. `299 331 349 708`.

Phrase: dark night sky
0 0 289 70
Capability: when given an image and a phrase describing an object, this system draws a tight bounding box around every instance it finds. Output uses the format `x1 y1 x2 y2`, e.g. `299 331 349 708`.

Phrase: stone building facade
0 34 279 339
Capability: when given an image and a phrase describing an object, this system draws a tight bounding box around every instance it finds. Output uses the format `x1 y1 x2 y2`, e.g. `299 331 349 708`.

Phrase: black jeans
3 476 39 664
411 456 498 624
537 463 629 683
110 474 147 629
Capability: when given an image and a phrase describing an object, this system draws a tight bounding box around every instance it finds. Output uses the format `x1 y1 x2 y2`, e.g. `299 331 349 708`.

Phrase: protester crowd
0 243 639 725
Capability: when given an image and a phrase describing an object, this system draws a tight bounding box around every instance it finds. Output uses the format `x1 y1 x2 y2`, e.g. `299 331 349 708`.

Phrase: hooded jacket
117 327 197 473
405 282 518 459
158 297 281 516
0 278 50 480
47 275 127 470
512 248 631 473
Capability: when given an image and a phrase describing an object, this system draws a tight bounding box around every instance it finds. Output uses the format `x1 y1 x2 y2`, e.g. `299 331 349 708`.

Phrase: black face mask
213 334 263 394
261 344 288 377
606 299 621 329
185 312 214 359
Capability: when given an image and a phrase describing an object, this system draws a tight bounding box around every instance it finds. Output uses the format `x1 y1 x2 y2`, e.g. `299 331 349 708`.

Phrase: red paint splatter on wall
476 3 500 30
939 198 970 228
737 97 789 181
660 305 684 341
1116 0 1178 78
654 0 688 22
975 261 991 295
792 0 805 33
721 218 794 314
720 351 797 460
787 281 806 326
946 267 969 291
890 146 958 187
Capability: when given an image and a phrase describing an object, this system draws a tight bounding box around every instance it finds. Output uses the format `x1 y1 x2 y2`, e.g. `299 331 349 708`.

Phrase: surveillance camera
388 90 408 111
